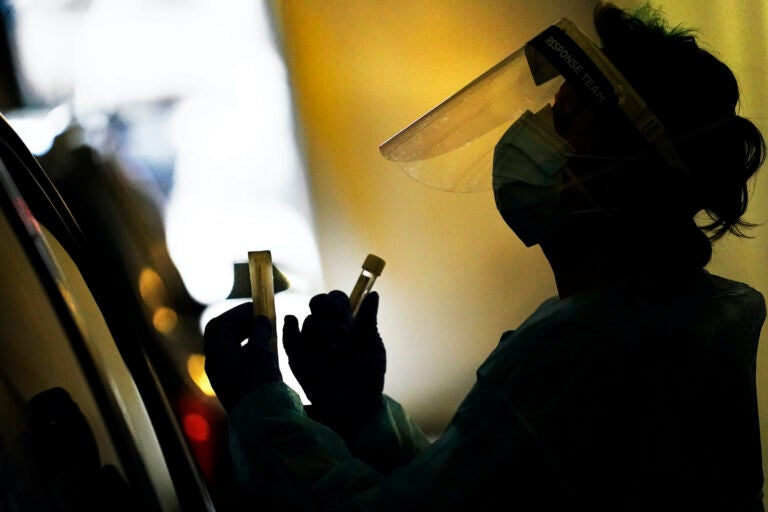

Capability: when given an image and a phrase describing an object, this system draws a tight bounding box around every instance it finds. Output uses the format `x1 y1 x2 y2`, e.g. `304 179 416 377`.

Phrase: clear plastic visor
379 18 675 192
379 47 563 193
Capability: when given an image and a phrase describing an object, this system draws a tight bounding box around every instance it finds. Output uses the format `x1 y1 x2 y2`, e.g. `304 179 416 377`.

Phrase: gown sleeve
226 345 576 511
227 381 433 510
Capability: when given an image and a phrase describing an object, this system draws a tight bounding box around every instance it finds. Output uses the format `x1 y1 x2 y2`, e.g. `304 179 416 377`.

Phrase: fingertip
283 314 299 330
253 314 272 329
308 293 329 314
328 290 351 308
231 301 256 318
361 291 380 314
310 292 346 320
251 315 274 343
282 315 299 338
355 292 380 331
203 301 254 341
282 315 300 354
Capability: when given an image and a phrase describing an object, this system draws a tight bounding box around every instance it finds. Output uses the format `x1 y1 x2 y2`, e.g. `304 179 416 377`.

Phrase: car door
0 114 214 511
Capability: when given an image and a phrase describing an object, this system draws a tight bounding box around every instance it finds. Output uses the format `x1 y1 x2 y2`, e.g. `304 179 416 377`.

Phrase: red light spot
183 413 211 443
12 197 41 234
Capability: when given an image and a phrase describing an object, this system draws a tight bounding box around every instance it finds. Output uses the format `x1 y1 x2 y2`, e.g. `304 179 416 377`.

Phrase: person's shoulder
702 271 765 300
697 271 767 324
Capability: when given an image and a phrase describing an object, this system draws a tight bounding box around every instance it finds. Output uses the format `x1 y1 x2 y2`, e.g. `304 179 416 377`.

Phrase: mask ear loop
554 165 636 242
557 113 738 209
555 148 651 238
559 165 620 215
552 113 739 245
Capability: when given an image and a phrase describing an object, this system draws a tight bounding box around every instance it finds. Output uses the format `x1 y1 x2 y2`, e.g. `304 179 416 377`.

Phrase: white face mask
492 105 574 246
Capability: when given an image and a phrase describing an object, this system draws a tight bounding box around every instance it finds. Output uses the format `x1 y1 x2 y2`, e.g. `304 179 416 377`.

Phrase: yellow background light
187 353 216 398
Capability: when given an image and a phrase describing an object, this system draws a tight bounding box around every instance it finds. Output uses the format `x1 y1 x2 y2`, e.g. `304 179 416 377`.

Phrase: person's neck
541 234 645 299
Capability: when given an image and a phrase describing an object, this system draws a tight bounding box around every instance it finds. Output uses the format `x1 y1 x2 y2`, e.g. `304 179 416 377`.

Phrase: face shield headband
379 18 688 192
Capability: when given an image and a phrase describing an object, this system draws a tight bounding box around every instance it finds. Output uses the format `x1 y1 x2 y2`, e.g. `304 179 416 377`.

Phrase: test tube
349 254 386 316
248 250 277 355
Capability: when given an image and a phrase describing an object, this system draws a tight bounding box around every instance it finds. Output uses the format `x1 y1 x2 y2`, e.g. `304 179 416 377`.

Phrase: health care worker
203 3 766 510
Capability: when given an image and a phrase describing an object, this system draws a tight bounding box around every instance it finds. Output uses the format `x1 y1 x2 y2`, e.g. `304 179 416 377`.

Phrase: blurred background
1 0 765 498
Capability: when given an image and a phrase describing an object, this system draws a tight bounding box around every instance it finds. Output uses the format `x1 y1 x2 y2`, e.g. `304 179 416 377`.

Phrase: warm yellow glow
139 267 166 309
187 354 216 397
272 1 595 432
152 307 178 334
57 280 90 337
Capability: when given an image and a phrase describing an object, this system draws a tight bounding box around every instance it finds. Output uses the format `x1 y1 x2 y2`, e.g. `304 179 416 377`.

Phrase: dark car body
0 112 227 511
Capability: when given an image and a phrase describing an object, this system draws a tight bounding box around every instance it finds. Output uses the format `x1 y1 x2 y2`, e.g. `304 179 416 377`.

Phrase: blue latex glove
204 302 282 411
283 291 385 434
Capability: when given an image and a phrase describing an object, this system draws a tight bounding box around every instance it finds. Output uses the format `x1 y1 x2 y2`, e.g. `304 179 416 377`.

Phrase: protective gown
228 268 765 511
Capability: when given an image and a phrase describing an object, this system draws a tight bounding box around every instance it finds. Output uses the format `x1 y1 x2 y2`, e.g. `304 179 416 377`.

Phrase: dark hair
593 2 765 244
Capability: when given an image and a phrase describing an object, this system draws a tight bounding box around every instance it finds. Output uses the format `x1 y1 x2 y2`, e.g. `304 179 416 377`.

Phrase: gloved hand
203 302 282 411
283 291 385 434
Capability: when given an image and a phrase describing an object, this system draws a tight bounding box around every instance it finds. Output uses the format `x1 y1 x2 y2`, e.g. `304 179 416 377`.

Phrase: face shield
379 18 686 193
